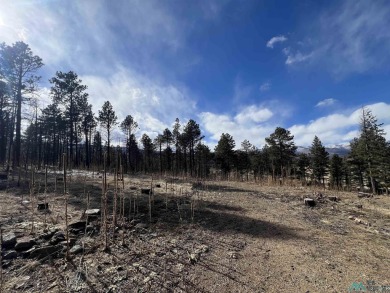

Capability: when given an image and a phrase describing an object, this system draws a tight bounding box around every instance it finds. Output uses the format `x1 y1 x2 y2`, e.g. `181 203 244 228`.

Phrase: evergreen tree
183 119 203 176
0 80 10 165
309 136 329 184
350 108 388 194
98 101 117 167
329 154 344 188
265 127 297 179
120 115 138 172
215 133 236 178
50 71 88 166
141 134 154 173
297 153 310 181
0 41 43 168
194 143 211 178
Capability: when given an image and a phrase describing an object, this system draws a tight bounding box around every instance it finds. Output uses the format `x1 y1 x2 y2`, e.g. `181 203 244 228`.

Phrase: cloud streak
316 98 337 107
266 35 287 48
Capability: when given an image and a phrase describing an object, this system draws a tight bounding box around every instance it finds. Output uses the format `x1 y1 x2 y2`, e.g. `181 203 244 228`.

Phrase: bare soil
1 172 389 292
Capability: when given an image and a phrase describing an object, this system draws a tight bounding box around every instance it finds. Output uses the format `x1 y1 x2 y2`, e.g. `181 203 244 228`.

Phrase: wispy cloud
259 82 271 92
82 66 196 143
283 48 313 65
316 98 337 107
266 35 287 48
276 0 390 76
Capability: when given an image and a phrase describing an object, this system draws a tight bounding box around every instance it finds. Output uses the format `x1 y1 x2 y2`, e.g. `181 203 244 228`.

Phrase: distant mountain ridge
296 145 350 157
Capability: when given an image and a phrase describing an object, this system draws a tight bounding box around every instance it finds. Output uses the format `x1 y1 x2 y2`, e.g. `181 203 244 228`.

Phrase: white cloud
200 102 390 149
82 67 196 144
199 105 276 149
267 35 288 48
289 102 390 146
316 98 337 107
259 82 271 92
234 106 273 124
285 50 313 65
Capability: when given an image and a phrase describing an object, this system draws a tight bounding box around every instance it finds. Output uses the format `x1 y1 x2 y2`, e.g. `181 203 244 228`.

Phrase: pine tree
265 127 297 179
98 101 117 167
309 136 329 185
50 71 88 166
329 154 344 189
215 133 236 178
297 153 310 181
0 41 43 168
141 134 154 173
120 115 138 173
350 108 388 194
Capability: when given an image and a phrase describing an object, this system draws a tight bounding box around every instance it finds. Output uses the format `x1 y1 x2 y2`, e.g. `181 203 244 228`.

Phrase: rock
328 196 339 202
228 251 239 259
2 250 17 260
69 221 86 234
355 218 362 224
28 244 63 259
85 209 100 216
356 204 363 209
135 223 148 229
195 245 209 255
50 231 65 245
15 237 35 251
2 232 17 249
188 253 199 264
37 203 49 210
304 198 316 207
70 245 83 254
130 186 137 190
358 192 372 198
348 216 354 220
39 230 56 241
141 188 152 195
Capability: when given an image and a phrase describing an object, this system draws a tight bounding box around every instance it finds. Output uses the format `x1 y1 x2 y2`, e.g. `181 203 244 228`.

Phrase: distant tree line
1 41 389 194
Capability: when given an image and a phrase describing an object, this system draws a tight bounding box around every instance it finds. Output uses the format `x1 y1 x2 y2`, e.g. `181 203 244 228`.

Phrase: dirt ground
1 171 389 292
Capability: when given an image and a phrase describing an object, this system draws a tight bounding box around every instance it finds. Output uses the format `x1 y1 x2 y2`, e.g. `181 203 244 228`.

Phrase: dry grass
0 173 389 292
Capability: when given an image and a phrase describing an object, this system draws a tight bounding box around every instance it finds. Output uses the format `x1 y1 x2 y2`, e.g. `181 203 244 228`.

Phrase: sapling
64 153 70 260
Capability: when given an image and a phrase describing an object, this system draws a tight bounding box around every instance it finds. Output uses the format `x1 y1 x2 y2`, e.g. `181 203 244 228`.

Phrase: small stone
70 245 83 254
228 251 239 259
135 223 148 229
304 198 316 207
348 216 354 220
28 244 63 259
15 237 35 251
37 203 49 210
189 253 199 264
50 231 65 245
2 250 17 260
2 232 17 249
85 209 100 216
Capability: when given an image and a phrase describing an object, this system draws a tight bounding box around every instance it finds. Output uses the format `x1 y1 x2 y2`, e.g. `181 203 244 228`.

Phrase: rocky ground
1 172 390 292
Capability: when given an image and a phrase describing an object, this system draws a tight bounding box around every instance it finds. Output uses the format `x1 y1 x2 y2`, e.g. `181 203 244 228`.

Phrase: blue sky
1 0 390 148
